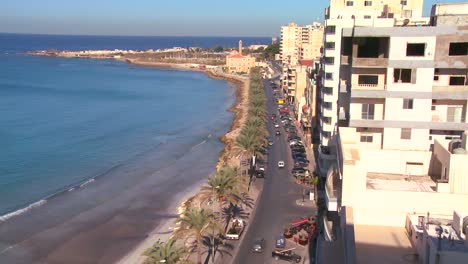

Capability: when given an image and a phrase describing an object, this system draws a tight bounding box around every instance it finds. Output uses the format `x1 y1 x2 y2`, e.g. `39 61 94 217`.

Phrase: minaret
239 40 243 55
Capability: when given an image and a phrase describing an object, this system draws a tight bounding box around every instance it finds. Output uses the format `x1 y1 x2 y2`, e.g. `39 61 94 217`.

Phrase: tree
198 166 247 213
213 46 224 52
173 208 222 264
263 43 280 60
143 239 186 264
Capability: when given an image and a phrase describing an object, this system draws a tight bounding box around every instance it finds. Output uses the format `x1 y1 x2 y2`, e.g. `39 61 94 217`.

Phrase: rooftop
367 173 437 192
407 213 468 253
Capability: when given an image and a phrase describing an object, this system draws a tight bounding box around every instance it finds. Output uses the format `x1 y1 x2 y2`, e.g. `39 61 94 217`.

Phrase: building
280 22 324 65
406 211 468 264
226 40 256 73
316 1 468 263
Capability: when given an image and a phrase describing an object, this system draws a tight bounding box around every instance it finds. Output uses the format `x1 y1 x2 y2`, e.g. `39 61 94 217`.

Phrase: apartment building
280 23 323 108
280 22 324 65
316 1 468 263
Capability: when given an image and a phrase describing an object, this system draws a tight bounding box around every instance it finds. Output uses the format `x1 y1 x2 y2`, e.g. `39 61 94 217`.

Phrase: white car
274 123 280 128
278 161 285 168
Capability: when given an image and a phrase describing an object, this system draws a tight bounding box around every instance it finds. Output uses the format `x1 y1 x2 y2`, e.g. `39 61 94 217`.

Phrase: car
278 161 285 168
292 154 307 160
271 114 276 120
275 234 286 248
252 238 266 252
271 249 302 263
275 130 281 136
274 123 280 128
268 140 274 146
256 170 265 178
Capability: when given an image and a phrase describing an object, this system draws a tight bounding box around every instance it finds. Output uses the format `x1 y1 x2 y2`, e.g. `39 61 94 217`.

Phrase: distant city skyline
1 0 465 37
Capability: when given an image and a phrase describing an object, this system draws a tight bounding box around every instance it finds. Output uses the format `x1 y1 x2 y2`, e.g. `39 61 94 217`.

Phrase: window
324 57 335 65
325 73 333 80
364 1 372 6
364 15 371 19
434 75 439 81
346 1 354 6
358 75 379 85
449 76 465 85
403 99 414 109
325 42 335 50
360 134 373 143
326 26 336 34
406 43 426 56
361 104 375 120
401 128 411 140
394 68 412 83
448 42 468 56
431 105 436 111
401 0 407 5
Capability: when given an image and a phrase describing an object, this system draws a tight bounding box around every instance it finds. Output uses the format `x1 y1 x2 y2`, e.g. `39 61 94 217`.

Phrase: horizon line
0 32 276 39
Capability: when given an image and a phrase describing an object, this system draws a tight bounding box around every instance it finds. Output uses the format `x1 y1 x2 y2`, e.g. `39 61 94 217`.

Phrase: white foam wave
0 200 47 222
79 178 95 188
191 140 207 150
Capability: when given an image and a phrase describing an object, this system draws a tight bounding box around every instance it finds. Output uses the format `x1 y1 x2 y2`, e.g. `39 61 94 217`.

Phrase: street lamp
211 185 220 263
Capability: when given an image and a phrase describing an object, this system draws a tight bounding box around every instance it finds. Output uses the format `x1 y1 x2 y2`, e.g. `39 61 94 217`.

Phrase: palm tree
198 166 247 212
173 207 222 264
143 239 186 264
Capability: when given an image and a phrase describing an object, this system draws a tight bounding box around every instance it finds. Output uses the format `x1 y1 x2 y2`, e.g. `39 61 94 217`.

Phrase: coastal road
230 76 316 264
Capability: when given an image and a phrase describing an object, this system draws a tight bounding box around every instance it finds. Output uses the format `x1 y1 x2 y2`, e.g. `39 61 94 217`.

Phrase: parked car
275 234 286 248
271 249 302 263
292 154 307 160
275 130 281 136
278 161 285 168
274 123 280 128
256 170 265 178
289 140 303 146
268 140 274 146
252 238 266 253
271 114 276 120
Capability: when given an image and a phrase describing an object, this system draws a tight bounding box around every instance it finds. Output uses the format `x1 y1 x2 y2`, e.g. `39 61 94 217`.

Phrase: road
230 72 316 264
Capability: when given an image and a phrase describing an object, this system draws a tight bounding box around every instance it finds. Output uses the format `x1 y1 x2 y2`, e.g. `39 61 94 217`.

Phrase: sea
0 33 270 263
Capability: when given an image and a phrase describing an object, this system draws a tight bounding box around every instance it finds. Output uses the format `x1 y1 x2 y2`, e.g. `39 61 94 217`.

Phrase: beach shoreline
112 58 250 263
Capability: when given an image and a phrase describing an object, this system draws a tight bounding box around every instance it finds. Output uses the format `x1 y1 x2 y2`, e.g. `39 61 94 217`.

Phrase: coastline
114 58 250 263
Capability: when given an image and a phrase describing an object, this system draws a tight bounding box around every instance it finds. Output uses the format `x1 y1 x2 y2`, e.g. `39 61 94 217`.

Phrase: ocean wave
0 200 47 222
79 178 95 188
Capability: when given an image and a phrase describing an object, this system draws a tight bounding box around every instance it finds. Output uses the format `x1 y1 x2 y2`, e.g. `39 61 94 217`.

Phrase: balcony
325 34 336 43
323 106 334 119
352 57 388 68
323 79 335 88
340 55 350 65
352 83 386 91
323 92 334 103
433 85 468 93
325 183 338 211
431 114 465 123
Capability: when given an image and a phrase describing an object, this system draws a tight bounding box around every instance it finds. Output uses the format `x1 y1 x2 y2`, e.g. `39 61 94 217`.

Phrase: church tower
238 40 243 55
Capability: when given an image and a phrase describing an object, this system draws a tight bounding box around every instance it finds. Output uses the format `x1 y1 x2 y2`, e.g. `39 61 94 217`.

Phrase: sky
0 0 465 37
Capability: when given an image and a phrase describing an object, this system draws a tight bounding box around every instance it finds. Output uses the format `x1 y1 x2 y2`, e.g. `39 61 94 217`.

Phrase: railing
361 113 375 120
352 57 388 67
352 83 386 90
